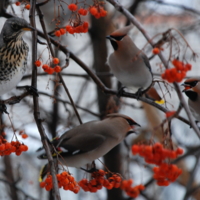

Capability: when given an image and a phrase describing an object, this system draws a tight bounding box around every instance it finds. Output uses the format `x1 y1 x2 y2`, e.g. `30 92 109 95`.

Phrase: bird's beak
22 25 35 31
106 35 114 41
127 123 141 135
181 83 191 92
132 122 141 128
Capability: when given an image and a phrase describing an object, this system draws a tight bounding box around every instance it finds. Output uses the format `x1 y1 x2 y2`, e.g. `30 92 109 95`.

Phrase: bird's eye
11 24 20 30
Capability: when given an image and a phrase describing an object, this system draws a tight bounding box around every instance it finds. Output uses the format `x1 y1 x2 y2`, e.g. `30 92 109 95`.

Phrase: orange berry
65 25 71 32
45 185 52 191
165 111 176 118
68 27 75 34
25 4 30 10
90 6 98 15
176 148 184 155
35 60 41 67
185 63 192 71
40 182 46 188
15 1 20 6
5 142 12 150
68 3 77 11
22 134 28 139
46 67 54 75
137 184 145 190
78 8 88 16
99 7 107 17
132 145 139 154
53 58 60 65
55 30 61 37
175 73 183 83
42 64 50 72
169 68 178 77
60 28 66 35
83 21 89 29
73 186 80 194
0 144 5 151
94 13 101 19
156 180 170 186
152 47 160 54
15 151 22 156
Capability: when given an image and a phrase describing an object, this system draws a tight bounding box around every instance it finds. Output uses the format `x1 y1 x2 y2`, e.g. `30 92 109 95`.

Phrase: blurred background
0 0 200 199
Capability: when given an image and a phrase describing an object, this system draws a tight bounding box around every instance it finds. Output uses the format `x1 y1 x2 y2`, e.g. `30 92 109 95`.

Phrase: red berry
60 28 66 35
15 1 20 6
54 65 61 73
90 7 98 15
152 47 160 54
25 4 31 10
53 58 59 65
68 4 77 11
35 60 41 67
55 30 61 37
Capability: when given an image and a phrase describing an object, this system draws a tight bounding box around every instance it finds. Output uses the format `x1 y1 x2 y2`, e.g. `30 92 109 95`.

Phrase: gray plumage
38 113 140 168
107 26 153 93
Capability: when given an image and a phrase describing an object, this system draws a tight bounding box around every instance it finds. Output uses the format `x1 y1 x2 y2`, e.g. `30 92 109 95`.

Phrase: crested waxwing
106 25 153 96
182 78 200 122
38 113 140 168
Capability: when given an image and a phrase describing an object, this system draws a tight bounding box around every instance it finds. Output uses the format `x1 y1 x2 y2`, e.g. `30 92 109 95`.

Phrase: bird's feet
117 86 126 97
80 167 98 173
17 85 39 97
80 161 98 173
134 88 144 100
0 103 8 114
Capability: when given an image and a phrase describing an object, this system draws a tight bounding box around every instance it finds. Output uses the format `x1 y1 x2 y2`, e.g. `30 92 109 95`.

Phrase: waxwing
106 25 153 96
38 113 140 168
182 78 200 122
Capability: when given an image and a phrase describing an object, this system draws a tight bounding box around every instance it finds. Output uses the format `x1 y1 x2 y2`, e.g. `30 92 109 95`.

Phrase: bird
38 113 140 168
0 17 33 95
106 25 153 97
182 78 200 122
0 17 34 112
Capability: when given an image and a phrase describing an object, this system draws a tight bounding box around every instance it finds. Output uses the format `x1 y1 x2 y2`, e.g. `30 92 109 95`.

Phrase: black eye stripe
126 119 135 126
110 35 126 41
185 81 198 87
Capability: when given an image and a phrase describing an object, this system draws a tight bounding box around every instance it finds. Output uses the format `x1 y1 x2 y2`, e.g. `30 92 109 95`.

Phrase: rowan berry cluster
153 163 182 186
35 58 61 75
40 171 80 193
121 179 145 198
15 1 30 10
89 6 107 19
78 169 122 192
132 143 183 165
55 1 107 36
132 143 183 186
55 21 89 36
0 135 28 156
161 59 192 83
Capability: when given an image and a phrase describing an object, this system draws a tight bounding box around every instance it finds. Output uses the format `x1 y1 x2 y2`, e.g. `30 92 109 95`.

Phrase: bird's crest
110 25 133 37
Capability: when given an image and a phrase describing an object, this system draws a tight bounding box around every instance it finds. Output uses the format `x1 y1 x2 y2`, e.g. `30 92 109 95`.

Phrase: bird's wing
140 52 152 72
56 133 106 156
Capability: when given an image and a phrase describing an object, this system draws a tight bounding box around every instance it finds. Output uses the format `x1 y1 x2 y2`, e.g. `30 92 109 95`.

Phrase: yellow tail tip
155 99 165 104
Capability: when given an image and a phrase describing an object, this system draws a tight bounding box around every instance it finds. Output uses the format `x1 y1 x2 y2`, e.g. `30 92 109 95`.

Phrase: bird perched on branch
38 113 140 169
0 17 35 111
106 25 153 97
182 78 200 122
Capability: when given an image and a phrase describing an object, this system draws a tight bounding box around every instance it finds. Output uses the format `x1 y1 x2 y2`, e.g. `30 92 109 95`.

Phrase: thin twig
29 1 61 200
